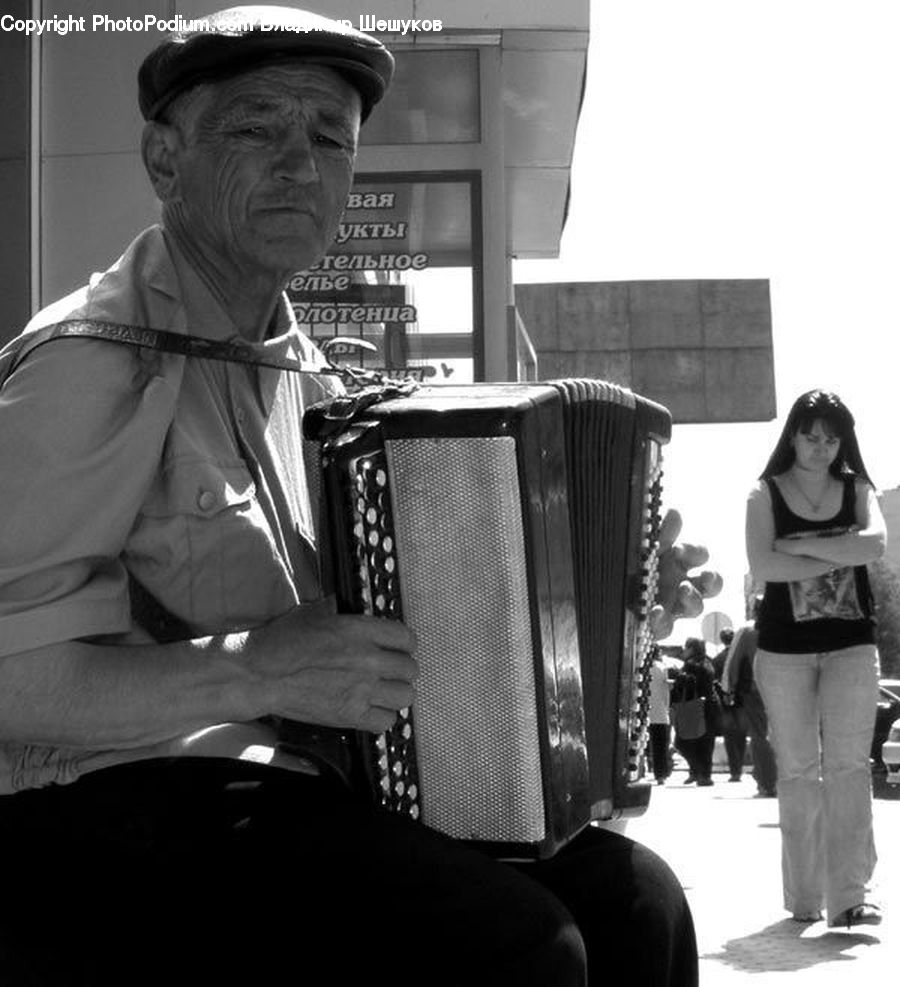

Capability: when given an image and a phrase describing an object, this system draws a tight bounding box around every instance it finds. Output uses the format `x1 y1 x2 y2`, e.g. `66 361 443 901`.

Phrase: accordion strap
3 316 422 437
7 318 337 378
4 319 421 397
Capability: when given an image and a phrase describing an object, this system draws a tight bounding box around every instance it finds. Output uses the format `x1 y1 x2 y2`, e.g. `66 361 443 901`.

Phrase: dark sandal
831 904 882 929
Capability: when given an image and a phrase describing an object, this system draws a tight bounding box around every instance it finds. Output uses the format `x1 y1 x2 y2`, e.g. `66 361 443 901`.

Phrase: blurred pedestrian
672 637 718 786
720 620 777 797
647 648 673 784
711 627 734 675
712 627 747 781
746 389 885 928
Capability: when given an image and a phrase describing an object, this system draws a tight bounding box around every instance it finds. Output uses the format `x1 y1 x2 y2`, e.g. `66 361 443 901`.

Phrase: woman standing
672 637 718 786
746 390 885 928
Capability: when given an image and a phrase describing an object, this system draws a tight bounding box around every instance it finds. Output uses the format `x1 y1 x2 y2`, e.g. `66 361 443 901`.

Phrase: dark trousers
0 758 698 987
723 726 747 777
648 723 673 781
741 686 778 793
720 706 748 778
675 732 716 781
721 691 777 792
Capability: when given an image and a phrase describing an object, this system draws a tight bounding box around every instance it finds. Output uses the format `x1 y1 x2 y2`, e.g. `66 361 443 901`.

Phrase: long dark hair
759 389 873 485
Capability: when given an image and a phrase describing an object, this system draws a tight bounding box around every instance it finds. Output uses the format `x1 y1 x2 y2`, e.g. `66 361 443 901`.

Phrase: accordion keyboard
344 449 421 821
626 457 665 780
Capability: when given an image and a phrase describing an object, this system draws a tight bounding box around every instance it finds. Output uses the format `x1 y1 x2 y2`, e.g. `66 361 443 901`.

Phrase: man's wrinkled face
164 62 361 278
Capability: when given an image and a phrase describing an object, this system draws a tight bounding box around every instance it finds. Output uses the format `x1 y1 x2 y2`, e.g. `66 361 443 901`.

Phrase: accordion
304 379 671 860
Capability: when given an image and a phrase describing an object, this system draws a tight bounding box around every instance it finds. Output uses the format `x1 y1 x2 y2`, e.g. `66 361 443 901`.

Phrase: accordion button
408 784 418 800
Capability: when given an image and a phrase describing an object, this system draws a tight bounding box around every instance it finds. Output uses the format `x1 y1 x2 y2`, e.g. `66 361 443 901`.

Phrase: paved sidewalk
621 768 899 986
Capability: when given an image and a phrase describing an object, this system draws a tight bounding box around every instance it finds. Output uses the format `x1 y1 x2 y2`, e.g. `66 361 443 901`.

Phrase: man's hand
650 508 723 640
243 598 417 733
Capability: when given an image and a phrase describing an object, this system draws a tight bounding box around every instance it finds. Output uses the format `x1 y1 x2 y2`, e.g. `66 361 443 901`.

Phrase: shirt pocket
147 458 256 516
127 458 297 633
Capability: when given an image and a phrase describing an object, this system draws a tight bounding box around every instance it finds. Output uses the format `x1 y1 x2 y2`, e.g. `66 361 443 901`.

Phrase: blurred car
872 678 900 774
882 718 900 784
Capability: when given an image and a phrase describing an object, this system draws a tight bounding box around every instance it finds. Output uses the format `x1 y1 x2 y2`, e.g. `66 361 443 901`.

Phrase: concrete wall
514 279 776 423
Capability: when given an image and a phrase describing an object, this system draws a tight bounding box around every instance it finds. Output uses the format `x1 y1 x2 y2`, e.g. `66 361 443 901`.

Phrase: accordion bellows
307 379 671 859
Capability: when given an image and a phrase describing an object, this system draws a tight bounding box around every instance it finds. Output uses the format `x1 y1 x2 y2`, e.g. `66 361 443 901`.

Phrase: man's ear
141 122 182 203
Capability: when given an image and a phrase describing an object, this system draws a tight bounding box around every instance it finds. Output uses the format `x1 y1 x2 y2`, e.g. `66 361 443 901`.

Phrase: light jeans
754 644 879 922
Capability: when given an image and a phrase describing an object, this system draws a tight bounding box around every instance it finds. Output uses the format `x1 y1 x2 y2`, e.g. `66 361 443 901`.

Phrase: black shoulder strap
764 477 790 537
843 473 858 506
2 318 427 398
6 318 333 379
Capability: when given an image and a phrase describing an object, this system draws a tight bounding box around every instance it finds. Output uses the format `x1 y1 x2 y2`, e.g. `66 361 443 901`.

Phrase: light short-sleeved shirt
0 225 340 791
648 662 670 725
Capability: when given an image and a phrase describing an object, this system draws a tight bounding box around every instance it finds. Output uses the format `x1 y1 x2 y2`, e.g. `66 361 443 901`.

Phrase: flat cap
138 5 394 122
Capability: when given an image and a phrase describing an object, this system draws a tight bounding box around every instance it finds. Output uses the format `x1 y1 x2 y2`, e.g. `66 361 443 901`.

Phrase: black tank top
756 475 875 654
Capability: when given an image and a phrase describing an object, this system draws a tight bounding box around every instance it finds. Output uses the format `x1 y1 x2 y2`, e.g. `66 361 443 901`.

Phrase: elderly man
0 8 700 985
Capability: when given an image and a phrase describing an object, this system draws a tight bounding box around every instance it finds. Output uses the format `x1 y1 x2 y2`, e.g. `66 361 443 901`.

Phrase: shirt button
235 408 246 424
197 489 217 512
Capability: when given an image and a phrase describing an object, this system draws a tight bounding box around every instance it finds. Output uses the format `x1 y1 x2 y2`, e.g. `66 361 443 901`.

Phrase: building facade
1 0 589 385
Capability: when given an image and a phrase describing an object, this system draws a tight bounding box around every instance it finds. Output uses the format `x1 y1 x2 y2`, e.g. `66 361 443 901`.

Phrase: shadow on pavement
703 919 881 973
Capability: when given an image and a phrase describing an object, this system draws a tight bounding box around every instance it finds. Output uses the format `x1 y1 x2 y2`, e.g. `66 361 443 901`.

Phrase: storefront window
287 173 483 383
